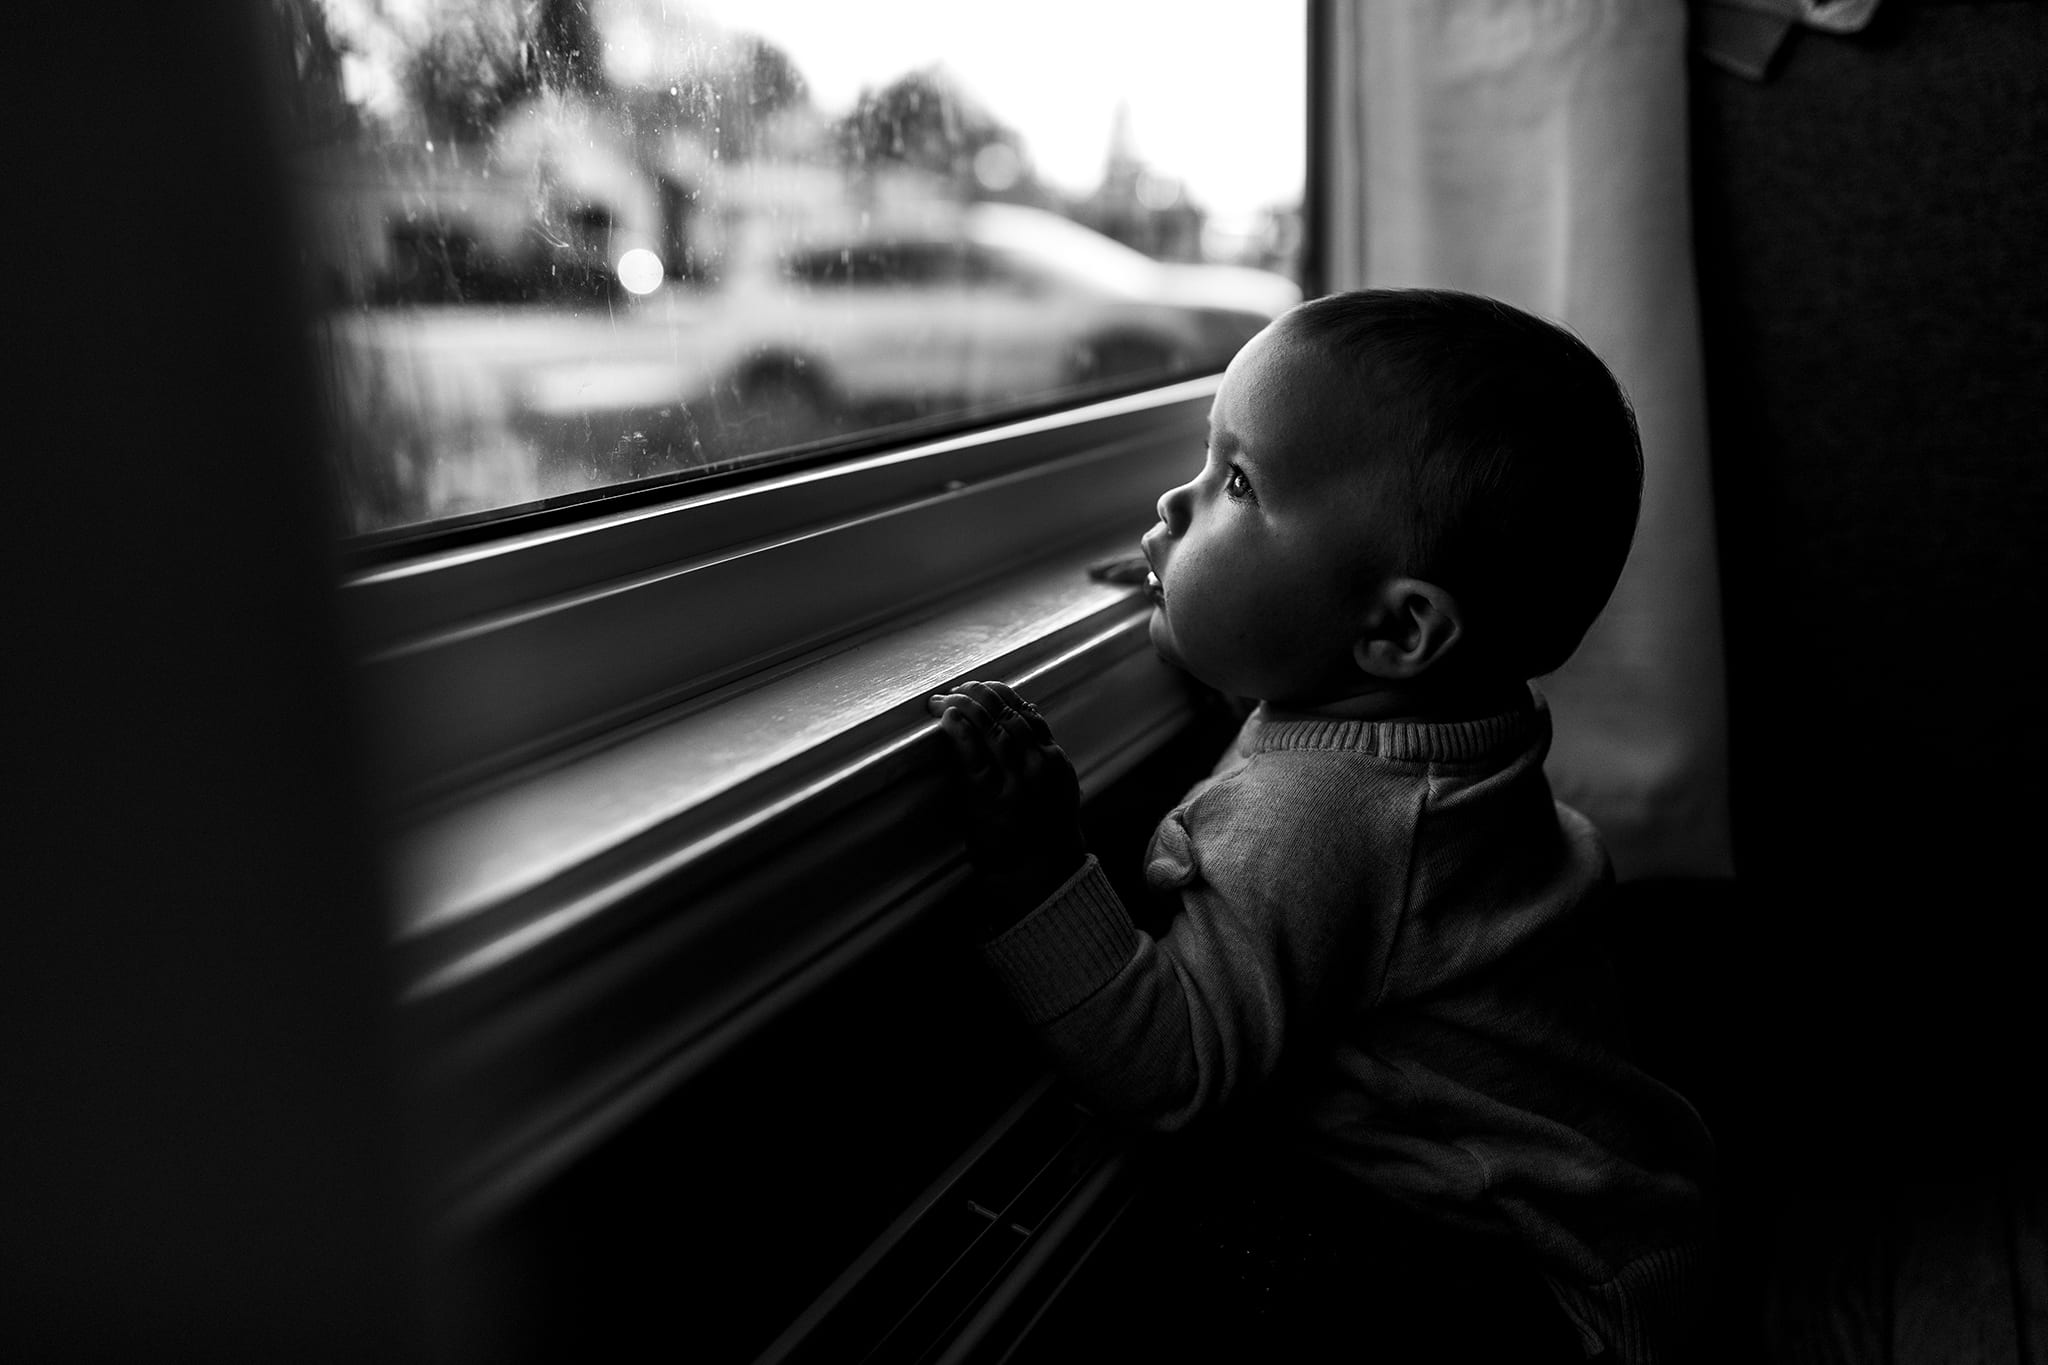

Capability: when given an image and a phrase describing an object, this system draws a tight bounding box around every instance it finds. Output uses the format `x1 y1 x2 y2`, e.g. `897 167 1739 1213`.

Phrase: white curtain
1325 0 1732 878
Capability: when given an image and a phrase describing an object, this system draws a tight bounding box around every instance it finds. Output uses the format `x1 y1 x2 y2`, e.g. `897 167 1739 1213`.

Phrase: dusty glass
280 0 1306 537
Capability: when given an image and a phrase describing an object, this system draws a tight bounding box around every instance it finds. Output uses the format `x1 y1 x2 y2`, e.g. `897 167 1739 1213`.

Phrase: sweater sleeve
977 755 1415 1131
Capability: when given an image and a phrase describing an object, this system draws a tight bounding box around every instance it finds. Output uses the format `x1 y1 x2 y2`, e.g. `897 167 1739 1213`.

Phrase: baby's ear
1352 577 1464 681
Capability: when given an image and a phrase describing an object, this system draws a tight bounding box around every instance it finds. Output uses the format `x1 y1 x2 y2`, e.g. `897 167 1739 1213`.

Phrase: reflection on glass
279 0 1305 536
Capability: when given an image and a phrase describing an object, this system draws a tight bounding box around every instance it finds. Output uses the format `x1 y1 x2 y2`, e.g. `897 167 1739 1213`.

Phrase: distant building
1075 101 1205 263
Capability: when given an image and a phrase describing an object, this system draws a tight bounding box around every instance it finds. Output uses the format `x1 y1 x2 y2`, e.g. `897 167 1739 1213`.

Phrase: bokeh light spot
617 249 665 296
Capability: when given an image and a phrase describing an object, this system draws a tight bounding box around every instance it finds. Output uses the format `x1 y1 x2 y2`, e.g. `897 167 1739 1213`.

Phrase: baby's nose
1156 481 1193 535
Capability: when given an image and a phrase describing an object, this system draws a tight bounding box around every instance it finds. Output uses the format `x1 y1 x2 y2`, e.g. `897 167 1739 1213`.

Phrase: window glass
285 0 1305 537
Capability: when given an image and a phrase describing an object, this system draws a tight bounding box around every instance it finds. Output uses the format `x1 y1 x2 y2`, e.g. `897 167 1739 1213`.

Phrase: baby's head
1139 288 1641 714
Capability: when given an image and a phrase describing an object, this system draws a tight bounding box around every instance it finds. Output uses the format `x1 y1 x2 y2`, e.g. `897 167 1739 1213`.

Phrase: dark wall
4 6 428 1359
1691 0 2047 1160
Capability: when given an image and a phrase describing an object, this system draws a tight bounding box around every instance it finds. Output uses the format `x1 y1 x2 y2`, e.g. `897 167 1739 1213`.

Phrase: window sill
348 380 1215 802
392 538 1205 1229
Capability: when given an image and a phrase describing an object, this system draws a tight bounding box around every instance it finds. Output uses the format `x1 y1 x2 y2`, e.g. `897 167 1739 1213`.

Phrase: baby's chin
1146 607 1203 682
1146 611 1246 698
1145 604 1179 666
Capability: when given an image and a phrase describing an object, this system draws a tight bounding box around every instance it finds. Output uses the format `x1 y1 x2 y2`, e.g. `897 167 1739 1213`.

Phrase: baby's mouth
1145 571 1165 606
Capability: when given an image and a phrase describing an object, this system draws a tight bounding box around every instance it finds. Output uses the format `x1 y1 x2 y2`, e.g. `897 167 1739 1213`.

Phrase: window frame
358 377 1229 1225
342 0 1326 1228
348 377 1216 802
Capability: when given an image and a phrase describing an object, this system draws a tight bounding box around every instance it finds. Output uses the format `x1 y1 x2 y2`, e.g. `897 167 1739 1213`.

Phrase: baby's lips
1138 524 1169 577
1085 550 1150 585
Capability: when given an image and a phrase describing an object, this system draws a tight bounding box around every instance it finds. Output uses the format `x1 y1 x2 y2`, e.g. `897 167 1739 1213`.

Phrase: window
287 0 1306 541
15 4 1320 1343
288 0 1312 1255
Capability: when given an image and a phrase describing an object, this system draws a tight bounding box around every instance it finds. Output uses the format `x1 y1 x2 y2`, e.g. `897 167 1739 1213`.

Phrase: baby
929 289 1713 1362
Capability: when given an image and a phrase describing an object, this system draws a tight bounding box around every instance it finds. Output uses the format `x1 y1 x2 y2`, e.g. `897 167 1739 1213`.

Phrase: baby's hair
1279 288 1644 680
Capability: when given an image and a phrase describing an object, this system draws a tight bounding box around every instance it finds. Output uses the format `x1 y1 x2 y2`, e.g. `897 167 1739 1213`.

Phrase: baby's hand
926 680 1087 924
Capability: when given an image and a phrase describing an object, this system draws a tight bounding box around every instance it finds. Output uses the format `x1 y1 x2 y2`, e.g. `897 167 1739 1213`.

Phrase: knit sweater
978 688 1715 1362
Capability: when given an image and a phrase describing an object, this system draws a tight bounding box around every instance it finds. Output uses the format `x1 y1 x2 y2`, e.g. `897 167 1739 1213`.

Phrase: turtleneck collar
1248 684 1545 765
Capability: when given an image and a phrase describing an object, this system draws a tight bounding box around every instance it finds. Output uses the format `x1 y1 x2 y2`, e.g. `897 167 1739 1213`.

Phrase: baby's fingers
933 704 1006 793
982 681 1055 745
955 681 1043 751
928 688 1004 743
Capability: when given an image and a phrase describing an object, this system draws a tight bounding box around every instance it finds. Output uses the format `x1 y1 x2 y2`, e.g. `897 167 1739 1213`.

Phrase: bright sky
324 0 1304 226
646 1 1306 225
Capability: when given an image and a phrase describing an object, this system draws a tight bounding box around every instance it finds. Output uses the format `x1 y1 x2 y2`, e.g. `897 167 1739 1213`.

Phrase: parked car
515 200 1301 476
324 202 1299 528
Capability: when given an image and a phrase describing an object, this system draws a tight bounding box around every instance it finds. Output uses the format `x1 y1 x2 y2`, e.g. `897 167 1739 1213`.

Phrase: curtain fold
1324 0 1732 878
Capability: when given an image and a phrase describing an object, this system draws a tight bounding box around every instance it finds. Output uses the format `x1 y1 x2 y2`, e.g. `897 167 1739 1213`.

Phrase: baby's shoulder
1192 743 1429 826
1158 746 1426 893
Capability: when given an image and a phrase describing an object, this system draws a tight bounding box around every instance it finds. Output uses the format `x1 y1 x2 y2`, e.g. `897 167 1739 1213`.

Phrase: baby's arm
929 682 1342 1128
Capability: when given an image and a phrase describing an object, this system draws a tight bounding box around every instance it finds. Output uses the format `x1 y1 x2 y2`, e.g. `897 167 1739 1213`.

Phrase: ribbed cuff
1543 1240 1714 1365
978 856 1139 1025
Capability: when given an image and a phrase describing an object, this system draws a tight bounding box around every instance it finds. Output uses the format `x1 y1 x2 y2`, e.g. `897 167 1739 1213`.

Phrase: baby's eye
1224 463 1255 501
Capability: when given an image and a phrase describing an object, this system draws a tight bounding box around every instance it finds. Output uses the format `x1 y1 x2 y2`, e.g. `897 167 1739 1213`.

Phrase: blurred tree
401 5 537 141
532 0 605 99
632 32 812 163
258 0 358 144
836 67 1031 196
380 0 606 142
739 33 807 113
